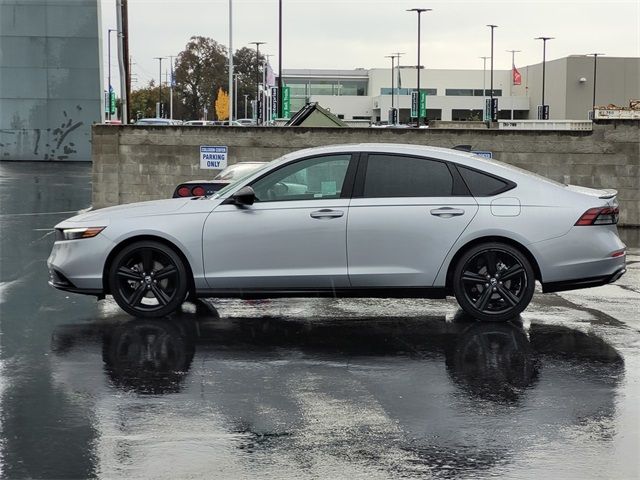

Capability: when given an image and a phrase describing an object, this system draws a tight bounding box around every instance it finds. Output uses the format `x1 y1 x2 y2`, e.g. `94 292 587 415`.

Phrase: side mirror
231 186 255 206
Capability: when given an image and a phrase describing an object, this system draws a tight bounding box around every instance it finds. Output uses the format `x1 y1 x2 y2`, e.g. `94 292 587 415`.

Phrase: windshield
214 163 265 181
212 161 273 198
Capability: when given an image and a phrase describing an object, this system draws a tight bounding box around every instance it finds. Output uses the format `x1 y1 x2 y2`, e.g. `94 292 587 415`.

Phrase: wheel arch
102 235 196 295
444 236 542 294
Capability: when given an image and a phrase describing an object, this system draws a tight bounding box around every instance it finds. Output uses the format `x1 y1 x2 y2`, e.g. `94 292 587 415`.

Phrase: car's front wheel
453 242 535 322
109 241 188 318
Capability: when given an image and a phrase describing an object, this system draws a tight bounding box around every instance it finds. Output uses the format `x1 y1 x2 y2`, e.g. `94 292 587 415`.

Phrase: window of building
352 116 371 120
446 89 474 96
363 155 453 198
425 109 442 121
451 109 483 121
448 88 502 96
380 88 437 96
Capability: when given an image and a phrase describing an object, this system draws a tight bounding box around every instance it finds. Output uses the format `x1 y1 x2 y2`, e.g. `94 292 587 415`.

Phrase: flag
512 65 522 85
265 62 276 87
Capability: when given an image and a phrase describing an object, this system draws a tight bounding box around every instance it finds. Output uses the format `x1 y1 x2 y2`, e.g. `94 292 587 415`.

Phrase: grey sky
100 0 640 91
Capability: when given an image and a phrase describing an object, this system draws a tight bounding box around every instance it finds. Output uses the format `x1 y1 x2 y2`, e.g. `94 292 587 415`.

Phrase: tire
452 242 535 322
108 241 189 318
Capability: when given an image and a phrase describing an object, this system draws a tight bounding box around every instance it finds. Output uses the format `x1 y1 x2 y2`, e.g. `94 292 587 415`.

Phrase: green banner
109 89 116 115
282 85 291 119
411 91 427 118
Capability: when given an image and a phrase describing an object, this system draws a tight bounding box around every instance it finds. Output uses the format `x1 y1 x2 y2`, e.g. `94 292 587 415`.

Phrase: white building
282 56 639 123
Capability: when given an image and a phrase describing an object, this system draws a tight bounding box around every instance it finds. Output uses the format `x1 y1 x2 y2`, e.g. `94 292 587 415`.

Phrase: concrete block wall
92 121 640 226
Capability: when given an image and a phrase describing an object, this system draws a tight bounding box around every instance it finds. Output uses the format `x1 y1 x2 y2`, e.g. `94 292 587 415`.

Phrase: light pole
407 8 431 127
587 53 605 119
244 94 249 118
479 56 489 96
228 0 234 125
535 36 554 119
250 41 266 124
506 49 521 120
392 51 405 122
487 25 498 122
168 55 176 120
277 0 283 118
107 29 118 121
385 54 397 124
153 56 167 117
233 73 239 120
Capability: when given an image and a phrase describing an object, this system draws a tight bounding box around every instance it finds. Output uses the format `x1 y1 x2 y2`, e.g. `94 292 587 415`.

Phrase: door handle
430 207 465 218
310 209 344 219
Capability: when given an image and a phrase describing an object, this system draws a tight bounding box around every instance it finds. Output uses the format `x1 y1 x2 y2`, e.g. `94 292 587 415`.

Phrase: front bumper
47 233 114 294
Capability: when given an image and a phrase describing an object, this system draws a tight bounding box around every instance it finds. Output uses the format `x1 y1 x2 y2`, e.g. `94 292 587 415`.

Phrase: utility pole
244 94 249 118
107 28 117 121
480 56 489 96
392 51 405 121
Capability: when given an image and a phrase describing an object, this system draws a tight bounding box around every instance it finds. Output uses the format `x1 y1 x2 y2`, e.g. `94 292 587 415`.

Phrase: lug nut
493 287 497 292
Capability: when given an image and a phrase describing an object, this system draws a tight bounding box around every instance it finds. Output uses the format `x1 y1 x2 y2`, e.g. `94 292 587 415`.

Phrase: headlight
57 227 106 241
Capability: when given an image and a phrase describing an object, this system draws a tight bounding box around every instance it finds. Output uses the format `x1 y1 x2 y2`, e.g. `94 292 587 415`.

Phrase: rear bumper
542 266 627 293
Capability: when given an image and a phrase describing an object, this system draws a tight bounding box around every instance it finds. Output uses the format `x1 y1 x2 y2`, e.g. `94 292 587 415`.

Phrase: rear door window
363 154 453 198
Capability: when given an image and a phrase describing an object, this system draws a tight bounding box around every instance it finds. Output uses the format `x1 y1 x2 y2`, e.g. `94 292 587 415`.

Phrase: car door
202 154 356 290
347 153 479 287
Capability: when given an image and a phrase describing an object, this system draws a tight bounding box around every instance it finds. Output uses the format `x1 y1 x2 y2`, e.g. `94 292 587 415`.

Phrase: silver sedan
48 144 626 321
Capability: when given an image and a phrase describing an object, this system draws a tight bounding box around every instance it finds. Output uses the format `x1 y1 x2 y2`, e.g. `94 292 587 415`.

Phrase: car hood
60 198 192 224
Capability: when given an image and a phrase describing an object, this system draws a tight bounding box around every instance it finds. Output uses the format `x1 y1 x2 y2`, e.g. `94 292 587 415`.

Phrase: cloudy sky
100 0 640 90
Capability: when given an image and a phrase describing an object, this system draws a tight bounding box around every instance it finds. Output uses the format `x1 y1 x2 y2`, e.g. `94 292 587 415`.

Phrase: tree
214 88 229 120
173 36 228 120
233 46 265 118
129 80 187 120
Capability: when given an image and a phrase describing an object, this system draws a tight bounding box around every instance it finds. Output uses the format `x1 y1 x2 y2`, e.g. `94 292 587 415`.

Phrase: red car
172 162 267 198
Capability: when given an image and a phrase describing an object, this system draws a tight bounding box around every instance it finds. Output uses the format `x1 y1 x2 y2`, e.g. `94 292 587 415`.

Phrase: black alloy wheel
453 242 535 322
109 241 188 318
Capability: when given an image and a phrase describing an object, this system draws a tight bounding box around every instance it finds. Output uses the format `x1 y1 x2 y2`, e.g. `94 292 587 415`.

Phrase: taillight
177 186 191 197
575 206 619 225
191 186 206 197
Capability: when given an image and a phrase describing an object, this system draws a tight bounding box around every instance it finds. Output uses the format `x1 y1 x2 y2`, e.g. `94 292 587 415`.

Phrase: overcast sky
100 0 640 90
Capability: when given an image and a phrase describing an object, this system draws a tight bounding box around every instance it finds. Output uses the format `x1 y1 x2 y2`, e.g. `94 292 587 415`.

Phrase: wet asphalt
0 162 639 479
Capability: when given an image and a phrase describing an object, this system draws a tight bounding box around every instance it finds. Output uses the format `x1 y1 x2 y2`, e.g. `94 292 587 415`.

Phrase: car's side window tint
251 155 351 202
458 166 511 196
363 154 453 198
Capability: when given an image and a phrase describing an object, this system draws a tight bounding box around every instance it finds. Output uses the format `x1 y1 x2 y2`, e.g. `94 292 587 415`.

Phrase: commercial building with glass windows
281 56 639 124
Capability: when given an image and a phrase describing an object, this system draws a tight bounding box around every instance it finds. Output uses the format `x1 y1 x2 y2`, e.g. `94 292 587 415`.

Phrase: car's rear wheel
453 242 535 322
109 241 188 318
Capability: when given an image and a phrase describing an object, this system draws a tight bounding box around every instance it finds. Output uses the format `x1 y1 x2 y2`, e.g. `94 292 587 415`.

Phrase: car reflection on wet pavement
1 162 639 479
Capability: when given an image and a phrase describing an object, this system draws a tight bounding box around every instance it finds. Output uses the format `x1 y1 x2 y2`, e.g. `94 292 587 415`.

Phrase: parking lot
1 162 638 479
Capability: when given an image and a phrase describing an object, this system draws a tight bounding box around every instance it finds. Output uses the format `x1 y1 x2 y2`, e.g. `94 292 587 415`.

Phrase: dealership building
282 56 639 123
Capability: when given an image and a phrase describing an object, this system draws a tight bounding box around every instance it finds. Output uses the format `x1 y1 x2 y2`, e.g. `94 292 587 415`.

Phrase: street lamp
277 0 283 118
407 8 432 127
506 49 521 120
250 41 266 124
479 56 489 97
153 56 167 117
535 36 554 119
587 53 605 119
107 29 119 121
487 24 498 122
244 94 249 118
385 54 397 124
